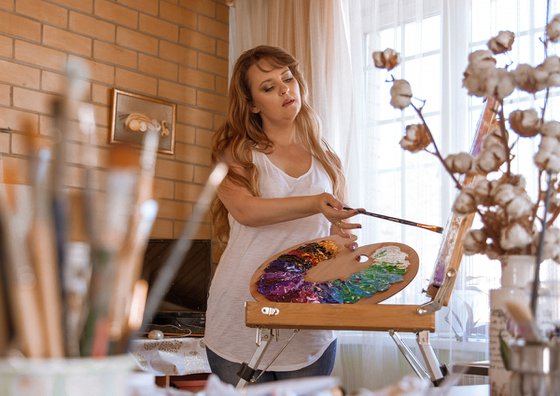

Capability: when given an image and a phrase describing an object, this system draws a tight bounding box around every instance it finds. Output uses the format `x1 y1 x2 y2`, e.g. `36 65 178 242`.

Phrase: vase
489 255 536 396
0 355 135 396
509 339 560 395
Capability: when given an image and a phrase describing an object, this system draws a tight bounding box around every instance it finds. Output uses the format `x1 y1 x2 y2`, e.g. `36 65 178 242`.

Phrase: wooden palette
250 235 419 305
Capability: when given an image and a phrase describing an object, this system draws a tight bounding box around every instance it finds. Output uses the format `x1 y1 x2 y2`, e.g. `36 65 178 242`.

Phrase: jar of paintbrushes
509 339 560 396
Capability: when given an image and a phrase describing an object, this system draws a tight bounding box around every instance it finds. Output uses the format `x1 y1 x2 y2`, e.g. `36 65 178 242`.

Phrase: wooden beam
245 301 435 333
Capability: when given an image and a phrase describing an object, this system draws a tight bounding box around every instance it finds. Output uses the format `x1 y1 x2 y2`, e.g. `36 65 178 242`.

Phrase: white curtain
229 0 560 392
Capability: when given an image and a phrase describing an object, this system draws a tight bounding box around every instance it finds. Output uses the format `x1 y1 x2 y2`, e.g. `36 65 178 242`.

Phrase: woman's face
246 59 301 127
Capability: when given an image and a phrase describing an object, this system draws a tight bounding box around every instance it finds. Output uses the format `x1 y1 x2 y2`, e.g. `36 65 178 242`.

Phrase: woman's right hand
316 193 362 238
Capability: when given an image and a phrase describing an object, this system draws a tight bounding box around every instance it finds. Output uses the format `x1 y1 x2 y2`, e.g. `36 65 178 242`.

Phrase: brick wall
0 0 229 241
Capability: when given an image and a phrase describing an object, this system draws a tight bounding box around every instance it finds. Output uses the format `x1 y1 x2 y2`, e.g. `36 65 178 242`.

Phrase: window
357 0 560 342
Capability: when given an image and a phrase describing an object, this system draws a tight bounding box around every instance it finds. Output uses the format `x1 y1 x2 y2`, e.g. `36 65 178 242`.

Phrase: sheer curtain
228 0 560 392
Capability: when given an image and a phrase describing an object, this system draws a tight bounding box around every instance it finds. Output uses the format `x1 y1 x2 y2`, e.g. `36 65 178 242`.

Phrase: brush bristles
108 144 139 169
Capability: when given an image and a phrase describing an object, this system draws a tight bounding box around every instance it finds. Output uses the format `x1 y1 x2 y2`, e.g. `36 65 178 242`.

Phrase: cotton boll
547 14 560 43
444 152 475 174
390 79 413 109
399 124 431 152
372 48 400 71
505 194 534 219
500 223 533 251
467 50 497 69
475 144 507 174
493 183 517 207
541 121 560 137
487 31 515 54
539 227 560 262
513 64 539 93
463 229 488 255
492 68 516 99
473 179 496 206
463 66 497 97
509 109 542 137
453 187 477 215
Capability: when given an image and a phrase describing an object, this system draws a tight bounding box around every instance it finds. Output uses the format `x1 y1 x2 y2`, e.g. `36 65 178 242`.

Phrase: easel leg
389 330 430 380
235 328 274 391
389 330 447 386
417 330 446 385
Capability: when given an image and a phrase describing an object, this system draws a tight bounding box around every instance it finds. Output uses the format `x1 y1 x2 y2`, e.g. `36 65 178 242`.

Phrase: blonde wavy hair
211 45 346 245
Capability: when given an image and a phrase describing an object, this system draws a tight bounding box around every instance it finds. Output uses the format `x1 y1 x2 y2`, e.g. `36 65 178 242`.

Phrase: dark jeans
205 339 337 386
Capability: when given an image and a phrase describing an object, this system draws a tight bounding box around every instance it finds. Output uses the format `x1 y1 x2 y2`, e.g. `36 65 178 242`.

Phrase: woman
205 45 360 386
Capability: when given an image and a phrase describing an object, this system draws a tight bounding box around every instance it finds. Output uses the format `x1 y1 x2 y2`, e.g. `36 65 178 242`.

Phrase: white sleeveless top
204 150 336 371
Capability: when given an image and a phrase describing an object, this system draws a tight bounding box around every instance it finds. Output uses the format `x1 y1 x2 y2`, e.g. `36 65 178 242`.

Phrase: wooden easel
238 99 499 390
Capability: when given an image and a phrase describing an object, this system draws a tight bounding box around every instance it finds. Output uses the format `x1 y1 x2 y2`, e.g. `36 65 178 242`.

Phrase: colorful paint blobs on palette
256 240 410 304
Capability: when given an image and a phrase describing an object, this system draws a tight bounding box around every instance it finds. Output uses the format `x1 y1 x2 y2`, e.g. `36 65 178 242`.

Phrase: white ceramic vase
489 255 536 396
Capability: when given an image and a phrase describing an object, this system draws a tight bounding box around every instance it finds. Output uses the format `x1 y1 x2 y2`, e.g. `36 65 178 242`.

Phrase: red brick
153 177 174 200
0 59 40 88
193 164 212 184
94 0 138 29
198 52 228 76
215 2 229 24
180 0 215 17
116 27 158 55
194 128 212 148
179 28 215 52
139 14 178 42
15 40 67 72
216 39 228 59
176 105 213 129
16 0 68 27
139 54 178 79
0 84 10 106
118 0 158 15
0 35 12 58
179 66 214 90
0 107 39 133
174 142 211 167
160 2 196 28
174 179 204 202
197 15 228 40
0 10 41 42
115 68 157 96
48 0 93 13
91 84 111 105
94 41 137 69
69 11 116 42
41 70 91 98
159 41 197 67
13 87 57 114
68 55 115 85
174 123 196 144
158 80 196 106
197 90 227 112
156 156 194 180
150 218 174 238
0 0 13 11
0 131 9 154
43 25 92 57
157 198 193 220
215 75 228 95
1 157 31 184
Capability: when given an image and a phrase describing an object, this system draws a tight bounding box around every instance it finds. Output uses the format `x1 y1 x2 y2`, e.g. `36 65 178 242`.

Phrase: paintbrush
0 167 46 357
506 300 543 342
63 191 92 357
140 163 228 332
0 224 14 356
338 205 443 233
108 128 159 351
80 144 138 357
25 128 65 357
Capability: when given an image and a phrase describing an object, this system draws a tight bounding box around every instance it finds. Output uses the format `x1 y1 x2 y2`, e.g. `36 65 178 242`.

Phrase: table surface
129 337 211 376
